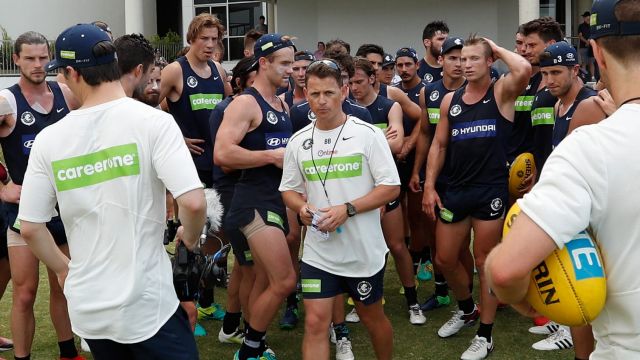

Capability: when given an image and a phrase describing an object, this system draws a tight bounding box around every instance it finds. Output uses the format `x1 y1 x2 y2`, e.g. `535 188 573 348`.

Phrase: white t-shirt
279 116 400 277
18 97 202 343
519 104 640 359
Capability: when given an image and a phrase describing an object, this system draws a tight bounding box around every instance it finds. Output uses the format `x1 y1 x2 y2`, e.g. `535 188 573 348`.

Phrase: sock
58 338 78 358
244 320 250 333
410 250 422 274
239 326 264 359
434 273 448 297
199 288 214 308
477 322 494 342
404 286 418 306
286 292 298 308
420 247 431 264
458 296 475 314
404 236 411 246
15 356 30 360
259 334 267 353
333 322 350 340
223 311 242 334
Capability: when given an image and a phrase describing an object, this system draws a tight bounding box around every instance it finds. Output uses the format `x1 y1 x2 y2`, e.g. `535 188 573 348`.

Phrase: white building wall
277 0 521 56
0 0 126 40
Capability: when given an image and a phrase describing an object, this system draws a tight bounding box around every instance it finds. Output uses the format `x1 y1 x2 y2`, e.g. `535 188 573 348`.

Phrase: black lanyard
310 116 348 206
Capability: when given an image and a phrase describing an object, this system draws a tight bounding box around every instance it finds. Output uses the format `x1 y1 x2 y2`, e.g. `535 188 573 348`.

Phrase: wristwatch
345 202 357 217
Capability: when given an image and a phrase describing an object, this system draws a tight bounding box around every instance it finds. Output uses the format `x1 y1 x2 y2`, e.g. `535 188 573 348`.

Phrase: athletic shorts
385 196 402 213
396 150 419 192
84 305 198 360
300 261 385 306
224 208 288 266
438 184 508 224
196 169 213 188
4 203 67 246
0 204 6 260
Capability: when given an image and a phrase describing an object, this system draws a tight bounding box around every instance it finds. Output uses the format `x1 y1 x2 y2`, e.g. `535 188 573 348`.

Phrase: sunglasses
307 59 342 76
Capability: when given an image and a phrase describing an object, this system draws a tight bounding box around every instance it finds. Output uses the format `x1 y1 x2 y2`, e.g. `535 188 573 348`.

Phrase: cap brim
45 59 62 72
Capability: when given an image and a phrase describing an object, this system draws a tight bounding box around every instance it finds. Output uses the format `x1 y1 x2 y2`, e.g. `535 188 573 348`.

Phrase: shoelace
445 310 464 327
467 337 487 352
410 305 422 316
336 338 352 353
547 328 570 342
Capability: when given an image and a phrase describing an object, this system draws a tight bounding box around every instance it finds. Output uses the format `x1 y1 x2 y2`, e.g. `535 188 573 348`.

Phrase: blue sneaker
417 261 433 281
194 322 207 337
198 303 226 321
420 293 451 311
279 305 299 330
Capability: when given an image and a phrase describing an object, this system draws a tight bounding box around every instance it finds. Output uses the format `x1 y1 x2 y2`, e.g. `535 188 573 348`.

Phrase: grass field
0 259 575 360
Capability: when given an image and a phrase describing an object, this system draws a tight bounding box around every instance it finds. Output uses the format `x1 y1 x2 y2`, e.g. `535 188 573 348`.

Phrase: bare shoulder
568 97 606 133
57 82 79 110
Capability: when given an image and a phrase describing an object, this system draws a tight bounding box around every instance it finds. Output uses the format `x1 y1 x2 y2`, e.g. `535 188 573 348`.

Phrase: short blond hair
187 13 225 44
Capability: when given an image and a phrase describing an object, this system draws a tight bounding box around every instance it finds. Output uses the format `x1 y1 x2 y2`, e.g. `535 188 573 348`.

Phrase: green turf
0 259 574 359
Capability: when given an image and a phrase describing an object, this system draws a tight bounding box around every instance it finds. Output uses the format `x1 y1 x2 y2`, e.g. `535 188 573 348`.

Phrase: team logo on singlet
266 111 278 125
424 73 434 82
429 90 440 102
490 198 503 211
449 104 462 117
20 111 35 126
186 76 198 88
307 110 317 121
357 281 372 298
302 138 313 150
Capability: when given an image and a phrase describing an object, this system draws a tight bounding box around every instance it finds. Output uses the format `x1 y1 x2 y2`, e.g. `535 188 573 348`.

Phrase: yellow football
508 152 536 199
502 203 607 326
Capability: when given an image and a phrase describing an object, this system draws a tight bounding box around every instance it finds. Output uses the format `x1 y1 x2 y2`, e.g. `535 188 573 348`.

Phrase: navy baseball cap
294 50 315 62
441 37 464 55
590 0 640 39
396 47 418 62
253 33 296 59
45 24 115 71
382 53 395 67
539 42 578 67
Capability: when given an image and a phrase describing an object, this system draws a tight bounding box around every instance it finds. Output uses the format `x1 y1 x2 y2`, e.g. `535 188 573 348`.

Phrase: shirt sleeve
518 128 606 249
279 136 305 193
152 112 203 197
18 132 58 223
367 127 401 186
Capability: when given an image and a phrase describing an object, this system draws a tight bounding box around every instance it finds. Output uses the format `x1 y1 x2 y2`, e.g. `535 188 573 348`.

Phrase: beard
20 68 46 85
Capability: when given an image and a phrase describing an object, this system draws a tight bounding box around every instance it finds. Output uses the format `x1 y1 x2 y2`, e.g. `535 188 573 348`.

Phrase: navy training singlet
1 81 69 185
530 87 558 170
506 72 542 162
552 87 596 149
229 87 292 213
167 56 225 172
446 82 509 187
290 99 372 134
417 59 443 83
396 81 425 135
364 95 395 130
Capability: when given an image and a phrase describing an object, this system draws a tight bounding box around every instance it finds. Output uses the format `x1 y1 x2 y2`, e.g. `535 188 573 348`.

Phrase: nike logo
490 212 500 217
213 76 220 80
342 136 354 141
388 200 398 206
56 108 64 113
566 117 572 121
377 107 383 111
359 295 371 301
414 93 420 97
482 99 491 104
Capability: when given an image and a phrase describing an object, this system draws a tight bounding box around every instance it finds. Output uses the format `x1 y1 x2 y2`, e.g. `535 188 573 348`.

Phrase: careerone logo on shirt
302 155 363 181
450 119 497 142
51 143 140 191
189 93 223 111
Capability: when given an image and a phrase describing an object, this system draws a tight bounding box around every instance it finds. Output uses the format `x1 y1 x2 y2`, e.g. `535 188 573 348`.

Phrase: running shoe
460 335 494 360
335 337 355 360
409 304 426 325
417 260 433 281
528 320 561 335
279 305 299 330
194 322 207 336
329 323 337 344
198 303 226 321
345 308 360 323
218 327 245 344
420 293 451 311
0 336 12 352
533 315 550 326
437 305 479 338
532 326 573 350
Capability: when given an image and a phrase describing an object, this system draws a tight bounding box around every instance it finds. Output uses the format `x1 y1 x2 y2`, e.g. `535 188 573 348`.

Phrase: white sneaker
528 320 561 335
437 306 479 338
345 308 360 323
218 327 245 344
532 326 573 350
329 323 337 344
409 304 426 325
335 337 355 360
80 338 90 352
461 335 494 360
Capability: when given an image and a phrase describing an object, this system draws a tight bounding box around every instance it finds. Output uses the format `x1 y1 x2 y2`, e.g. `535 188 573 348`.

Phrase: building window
194 1 265 62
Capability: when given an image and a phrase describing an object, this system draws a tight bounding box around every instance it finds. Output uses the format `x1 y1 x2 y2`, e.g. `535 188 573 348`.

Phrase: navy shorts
4 203 67 246
385 195 402 213
396 150 418 192
84 305 198 360
300 261 385 306
0 203 6 260
196 169 213 188
438 184 508 223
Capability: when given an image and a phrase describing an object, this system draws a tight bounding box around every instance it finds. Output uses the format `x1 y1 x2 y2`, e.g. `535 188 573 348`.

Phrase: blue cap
441 37 464 55
590 0 640 39
253 33 296 60
396 47 418 62
382 53 395 67
45 24 115 72
539 42 578 67
294 50 315 62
